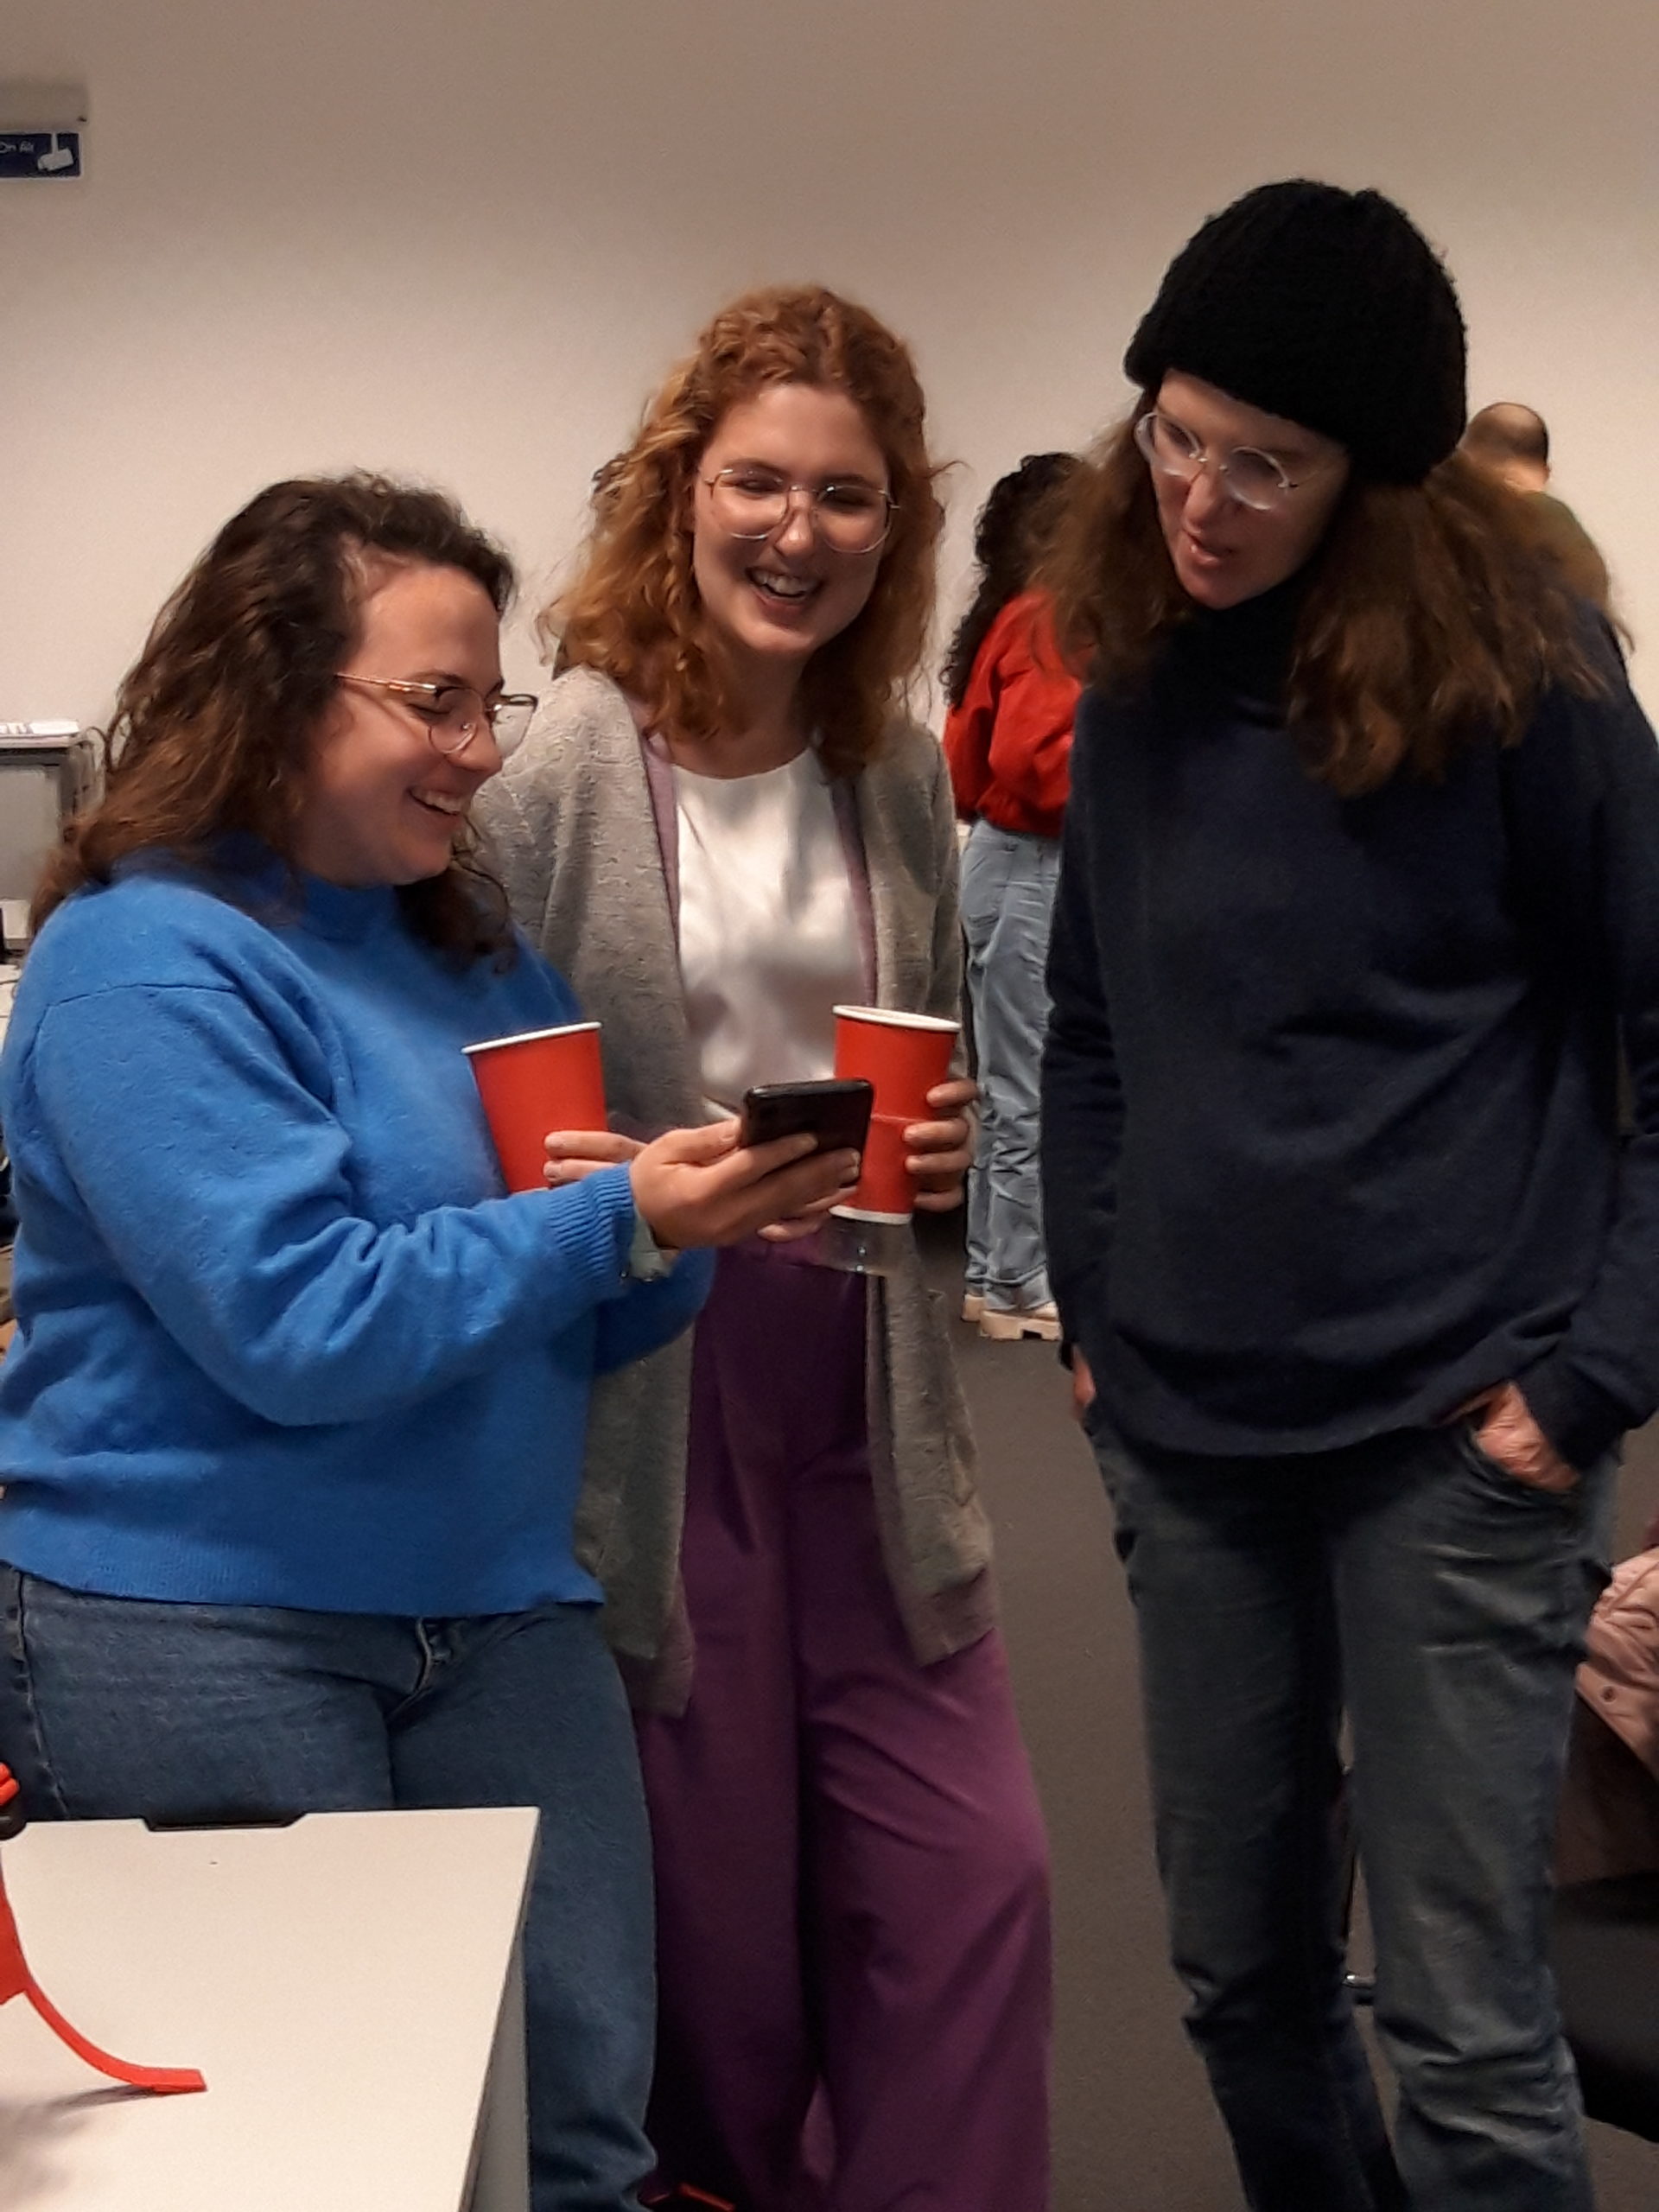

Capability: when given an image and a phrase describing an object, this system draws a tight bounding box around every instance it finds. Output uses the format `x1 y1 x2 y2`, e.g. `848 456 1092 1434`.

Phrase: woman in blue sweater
1042 184 1659 2209
0 474 854 2212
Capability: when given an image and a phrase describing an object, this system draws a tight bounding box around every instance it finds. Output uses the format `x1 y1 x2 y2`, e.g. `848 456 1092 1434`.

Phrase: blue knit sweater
0 857 713 1613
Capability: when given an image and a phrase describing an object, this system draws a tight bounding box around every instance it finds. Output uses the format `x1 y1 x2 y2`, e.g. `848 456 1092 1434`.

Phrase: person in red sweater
943 454 1082 1338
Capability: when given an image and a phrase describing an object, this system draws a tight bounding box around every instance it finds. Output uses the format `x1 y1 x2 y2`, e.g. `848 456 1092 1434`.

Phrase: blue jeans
1088 1414 1616 2211
960 819 1061 1305
0 1569 656 2212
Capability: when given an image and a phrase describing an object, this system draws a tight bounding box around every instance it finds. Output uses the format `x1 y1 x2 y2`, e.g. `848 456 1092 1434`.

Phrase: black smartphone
738 1077 874 1154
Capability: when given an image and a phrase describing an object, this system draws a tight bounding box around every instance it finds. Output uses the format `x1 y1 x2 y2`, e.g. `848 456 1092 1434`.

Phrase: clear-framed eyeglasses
701 467 897 556
1133 410 1338 514
334 674 538 759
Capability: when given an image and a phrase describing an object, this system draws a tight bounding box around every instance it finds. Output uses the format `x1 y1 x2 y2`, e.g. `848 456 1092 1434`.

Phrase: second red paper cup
830 1004 960 1224
464 1022 607 1194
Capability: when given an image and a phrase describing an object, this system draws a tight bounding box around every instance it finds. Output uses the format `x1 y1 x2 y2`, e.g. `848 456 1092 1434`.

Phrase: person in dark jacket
1041 179 1659 2210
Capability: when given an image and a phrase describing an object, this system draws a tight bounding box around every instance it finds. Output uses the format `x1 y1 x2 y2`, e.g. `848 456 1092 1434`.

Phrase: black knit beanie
1124 181 1467 484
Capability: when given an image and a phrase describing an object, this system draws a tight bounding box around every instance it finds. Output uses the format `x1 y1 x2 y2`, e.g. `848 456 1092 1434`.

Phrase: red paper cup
464 1021 607 1194
830 1004 960 1224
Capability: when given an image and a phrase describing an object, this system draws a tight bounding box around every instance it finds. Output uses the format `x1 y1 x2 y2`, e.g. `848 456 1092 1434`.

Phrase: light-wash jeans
0 1569 656 2212
1088 1411 1616 2211
960 818 1061 1306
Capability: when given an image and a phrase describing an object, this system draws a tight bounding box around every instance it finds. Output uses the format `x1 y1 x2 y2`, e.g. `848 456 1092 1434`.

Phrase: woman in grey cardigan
477 285 1050 2212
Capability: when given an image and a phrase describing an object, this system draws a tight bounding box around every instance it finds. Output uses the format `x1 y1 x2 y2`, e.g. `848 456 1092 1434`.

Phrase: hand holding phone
737 1078 874 1155
629 1119 856 1249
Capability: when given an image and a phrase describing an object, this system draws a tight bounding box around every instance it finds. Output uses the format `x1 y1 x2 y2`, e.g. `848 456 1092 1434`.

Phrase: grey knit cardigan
474 668 995 1712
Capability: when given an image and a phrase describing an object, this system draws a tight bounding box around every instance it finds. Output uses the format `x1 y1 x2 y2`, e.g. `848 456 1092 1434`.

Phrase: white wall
3 0 1656 726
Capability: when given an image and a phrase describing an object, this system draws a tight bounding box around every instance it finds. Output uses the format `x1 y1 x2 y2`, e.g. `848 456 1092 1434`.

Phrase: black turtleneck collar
1168 571 1307 718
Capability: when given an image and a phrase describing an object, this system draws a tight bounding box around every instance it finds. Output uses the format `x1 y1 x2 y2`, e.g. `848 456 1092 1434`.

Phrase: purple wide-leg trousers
637 1243 1052 2212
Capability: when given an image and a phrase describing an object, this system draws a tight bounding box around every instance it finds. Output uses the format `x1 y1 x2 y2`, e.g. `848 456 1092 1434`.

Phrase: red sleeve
984 598 1082 816
942 629 1002 818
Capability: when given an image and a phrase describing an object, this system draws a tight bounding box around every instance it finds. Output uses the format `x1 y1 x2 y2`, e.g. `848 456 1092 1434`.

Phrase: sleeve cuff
1518 1355 1633 1472
625 1205 675 1283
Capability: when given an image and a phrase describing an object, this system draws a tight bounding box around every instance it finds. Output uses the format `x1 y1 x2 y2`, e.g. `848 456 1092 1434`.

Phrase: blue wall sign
0 132 82 180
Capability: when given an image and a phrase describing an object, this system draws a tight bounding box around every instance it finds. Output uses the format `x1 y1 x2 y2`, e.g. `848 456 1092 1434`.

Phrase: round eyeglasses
701 467 896 556
1134 410 1337 514
335 674 538 759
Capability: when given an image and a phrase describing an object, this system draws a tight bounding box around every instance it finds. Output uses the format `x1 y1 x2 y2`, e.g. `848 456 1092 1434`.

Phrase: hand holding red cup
464 1021 607 1193
830 1005 963 1224
466 1023 857 1248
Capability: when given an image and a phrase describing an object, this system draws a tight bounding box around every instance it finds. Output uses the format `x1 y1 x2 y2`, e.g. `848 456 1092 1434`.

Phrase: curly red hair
549 285 944 779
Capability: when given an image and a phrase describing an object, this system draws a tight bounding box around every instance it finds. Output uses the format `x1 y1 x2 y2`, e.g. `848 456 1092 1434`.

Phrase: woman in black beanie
1043 179 1659 2209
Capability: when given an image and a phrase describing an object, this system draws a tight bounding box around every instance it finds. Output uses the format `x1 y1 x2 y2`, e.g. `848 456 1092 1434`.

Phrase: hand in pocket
1465 1381 1579 1496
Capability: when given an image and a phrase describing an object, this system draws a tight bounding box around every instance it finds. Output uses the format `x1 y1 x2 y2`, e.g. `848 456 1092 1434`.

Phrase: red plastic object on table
0 1761 207 2093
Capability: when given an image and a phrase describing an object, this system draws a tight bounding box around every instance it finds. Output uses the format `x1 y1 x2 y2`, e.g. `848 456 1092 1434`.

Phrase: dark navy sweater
1041 590 1659 1469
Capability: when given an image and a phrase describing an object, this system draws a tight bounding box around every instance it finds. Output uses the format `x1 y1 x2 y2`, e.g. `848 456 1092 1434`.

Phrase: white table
0 1806 538 2211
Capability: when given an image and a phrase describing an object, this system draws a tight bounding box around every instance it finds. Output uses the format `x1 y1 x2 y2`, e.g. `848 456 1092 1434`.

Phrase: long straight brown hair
1044 406 1605 795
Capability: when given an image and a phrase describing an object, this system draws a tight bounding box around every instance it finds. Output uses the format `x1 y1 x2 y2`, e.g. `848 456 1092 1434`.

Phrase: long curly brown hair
34 474 518 962
549 285 945 779
1044 405 1605 795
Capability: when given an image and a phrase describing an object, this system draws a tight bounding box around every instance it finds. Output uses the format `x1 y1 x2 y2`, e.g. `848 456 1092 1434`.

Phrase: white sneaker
980 1300 1061 1343
961 1290 987 1324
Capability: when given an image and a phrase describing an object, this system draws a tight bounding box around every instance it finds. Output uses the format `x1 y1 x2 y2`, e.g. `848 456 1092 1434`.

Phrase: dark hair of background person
1042 408 1605 798
549 283 946 780
942 452 1084 710
33 474 518 964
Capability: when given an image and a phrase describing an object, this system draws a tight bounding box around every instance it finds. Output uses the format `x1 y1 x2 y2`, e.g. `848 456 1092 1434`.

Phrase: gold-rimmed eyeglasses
701 467 897 556
335 674 538 759
1133 410 1339 514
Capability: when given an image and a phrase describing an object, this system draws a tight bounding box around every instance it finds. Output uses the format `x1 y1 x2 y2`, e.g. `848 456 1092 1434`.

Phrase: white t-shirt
672 747 863 1116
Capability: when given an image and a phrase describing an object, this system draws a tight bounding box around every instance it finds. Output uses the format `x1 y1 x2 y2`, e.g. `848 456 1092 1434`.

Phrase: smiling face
1149 372 1351 610
690 382 889 686
293 561 505 887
